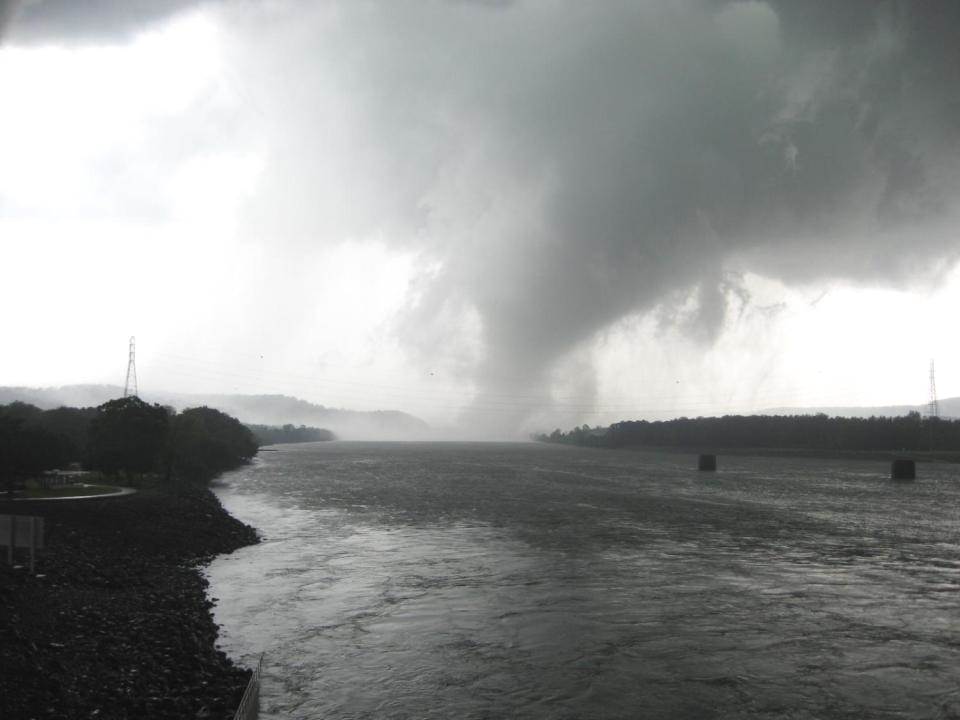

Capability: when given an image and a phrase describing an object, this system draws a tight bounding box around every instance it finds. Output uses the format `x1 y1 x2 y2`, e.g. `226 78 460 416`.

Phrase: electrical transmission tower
928 359 939 419
123 336 138 398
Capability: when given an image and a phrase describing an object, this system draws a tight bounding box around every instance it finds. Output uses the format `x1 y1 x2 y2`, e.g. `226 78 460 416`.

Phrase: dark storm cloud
1 0 207 43
7 0 959 427
0 0 17 40
212 0 960 427
0 0 516 43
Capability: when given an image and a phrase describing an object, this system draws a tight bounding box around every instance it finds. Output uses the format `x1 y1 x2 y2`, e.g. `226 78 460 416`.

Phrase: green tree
35 406 96 462
86 397 170 479
0 409 70 493
168 406 258 483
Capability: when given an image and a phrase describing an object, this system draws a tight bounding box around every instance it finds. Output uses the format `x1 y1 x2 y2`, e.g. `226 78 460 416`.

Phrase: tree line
0 397 259 492
246 423 335 445
536 412 960 452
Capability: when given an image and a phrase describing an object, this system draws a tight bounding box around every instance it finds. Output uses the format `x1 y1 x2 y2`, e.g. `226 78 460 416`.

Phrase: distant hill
0 384 122 411
0 385 430 440
764 397 960 419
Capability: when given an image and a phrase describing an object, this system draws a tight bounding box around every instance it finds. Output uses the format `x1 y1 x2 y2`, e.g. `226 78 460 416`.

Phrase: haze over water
207 442 960 719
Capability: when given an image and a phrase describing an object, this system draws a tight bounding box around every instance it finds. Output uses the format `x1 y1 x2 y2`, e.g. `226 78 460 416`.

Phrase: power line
149 350 828 408
145 353 881 418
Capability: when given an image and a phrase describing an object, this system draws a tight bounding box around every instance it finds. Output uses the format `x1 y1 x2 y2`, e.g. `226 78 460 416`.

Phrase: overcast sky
2 0 959 435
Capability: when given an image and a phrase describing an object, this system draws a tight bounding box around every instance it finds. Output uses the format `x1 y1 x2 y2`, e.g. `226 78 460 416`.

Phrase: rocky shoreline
0 484 259 719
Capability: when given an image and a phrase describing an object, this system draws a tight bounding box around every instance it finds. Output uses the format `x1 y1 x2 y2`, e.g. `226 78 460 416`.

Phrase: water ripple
207 442 960 719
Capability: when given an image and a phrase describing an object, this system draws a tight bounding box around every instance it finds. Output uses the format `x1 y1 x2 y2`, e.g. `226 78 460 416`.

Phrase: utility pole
123 336 138 398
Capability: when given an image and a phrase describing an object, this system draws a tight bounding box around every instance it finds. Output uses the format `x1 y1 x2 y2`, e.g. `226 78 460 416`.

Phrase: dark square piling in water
891 458 916 480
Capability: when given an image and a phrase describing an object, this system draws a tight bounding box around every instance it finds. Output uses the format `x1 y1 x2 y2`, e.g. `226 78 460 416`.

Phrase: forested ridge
537 412 960 453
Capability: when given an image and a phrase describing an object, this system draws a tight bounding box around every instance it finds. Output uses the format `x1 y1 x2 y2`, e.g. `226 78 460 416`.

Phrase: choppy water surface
206 442 960 719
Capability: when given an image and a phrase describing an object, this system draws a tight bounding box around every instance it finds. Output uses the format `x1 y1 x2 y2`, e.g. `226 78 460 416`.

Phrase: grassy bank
0 484 259 719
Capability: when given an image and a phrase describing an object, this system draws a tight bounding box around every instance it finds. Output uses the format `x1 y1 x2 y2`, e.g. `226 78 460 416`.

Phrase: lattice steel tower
928 359 940 419
123 336 138 398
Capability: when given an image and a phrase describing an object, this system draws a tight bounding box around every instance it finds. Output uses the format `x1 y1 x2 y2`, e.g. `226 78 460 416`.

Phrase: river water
206 441 960 719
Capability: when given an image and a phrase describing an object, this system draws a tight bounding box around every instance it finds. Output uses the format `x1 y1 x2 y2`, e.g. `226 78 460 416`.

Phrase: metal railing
233 654 264 720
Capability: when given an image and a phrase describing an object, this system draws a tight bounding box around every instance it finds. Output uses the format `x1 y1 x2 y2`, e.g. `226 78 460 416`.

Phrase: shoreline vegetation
0 398 264 719
611 444 960 464
246 422 336 445
536 412 960 462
